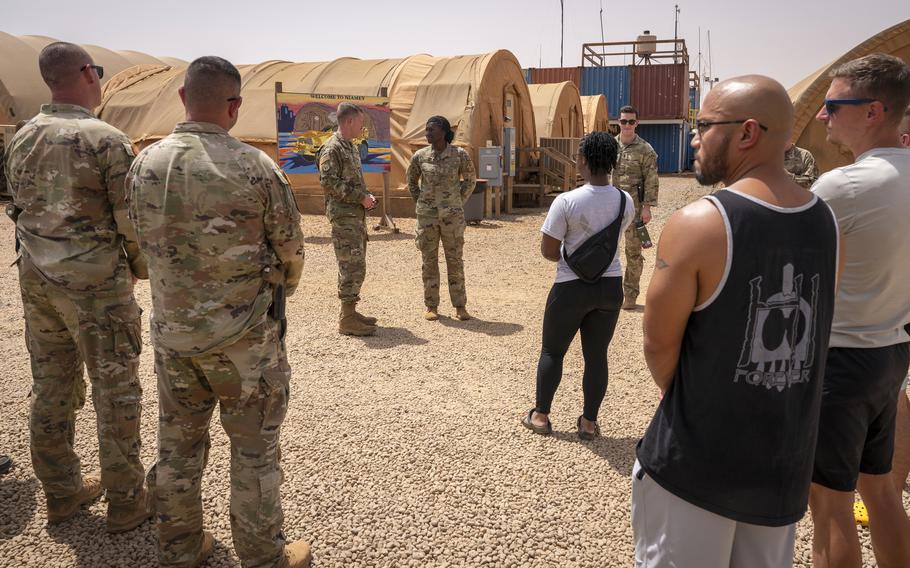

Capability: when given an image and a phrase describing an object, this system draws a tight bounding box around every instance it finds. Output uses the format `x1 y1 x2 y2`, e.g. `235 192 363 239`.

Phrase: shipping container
635 122 687 173
523 68 532 84
685 129 696 171
581 66 630 119
528 67 582 89
689 87 700 111
630 63 688 120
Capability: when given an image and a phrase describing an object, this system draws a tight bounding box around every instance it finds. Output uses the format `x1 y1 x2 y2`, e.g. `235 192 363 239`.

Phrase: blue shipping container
581 66 630 119
524 68 532 84
635 123 687 173
686 129 696 171
689 87 700 111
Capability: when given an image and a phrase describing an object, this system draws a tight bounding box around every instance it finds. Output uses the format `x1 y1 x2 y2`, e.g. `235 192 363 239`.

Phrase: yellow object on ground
854 500 869 526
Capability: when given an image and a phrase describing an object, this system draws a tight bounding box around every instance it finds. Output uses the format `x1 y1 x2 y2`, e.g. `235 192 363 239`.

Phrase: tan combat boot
284 539 313 568
47 474 103 524
622 296 637 310
424 307 439 321
191 531 215 566
339 302 376 336
353 304 377 325
107 488 154 533
455 306 472 321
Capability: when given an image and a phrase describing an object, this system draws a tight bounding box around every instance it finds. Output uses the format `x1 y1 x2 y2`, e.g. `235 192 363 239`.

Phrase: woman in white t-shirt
522 132 634 440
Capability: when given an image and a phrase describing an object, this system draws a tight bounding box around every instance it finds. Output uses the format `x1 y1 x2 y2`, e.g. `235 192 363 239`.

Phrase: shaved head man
632 75 840 568
128 56 309 567
5 41 150 531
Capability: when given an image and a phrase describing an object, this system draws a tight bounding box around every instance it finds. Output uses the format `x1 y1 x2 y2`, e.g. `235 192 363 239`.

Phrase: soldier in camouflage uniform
4 43 151 532
406 116 476 321
783 143 819 188
613 105 659 309
127 57 310 568
319 102 378 336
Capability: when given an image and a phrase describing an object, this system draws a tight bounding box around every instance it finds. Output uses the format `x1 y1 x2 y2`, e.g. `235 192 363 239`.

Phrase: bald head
704 75 794 148
39 42 92 90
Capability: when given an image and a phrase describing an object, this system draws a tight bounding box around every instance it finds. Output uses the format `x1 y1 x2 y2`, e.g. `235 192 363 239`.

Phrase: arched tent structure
527 81 584 141
581 94 609 133
97 50 536 216
0 31 182 124
789 19 910 173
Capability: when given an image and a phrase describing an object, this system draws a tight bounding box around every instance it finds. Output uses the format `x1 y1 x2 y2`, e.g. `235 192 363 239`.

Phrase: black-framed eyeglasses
619 119 637 125
80 64 104 79
823 98 882 115
693 119 769 137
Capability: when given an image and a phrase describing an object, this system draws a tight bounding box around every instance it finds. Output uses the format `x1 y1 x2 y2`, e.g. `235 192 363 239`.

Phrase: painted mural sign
275 92 391 174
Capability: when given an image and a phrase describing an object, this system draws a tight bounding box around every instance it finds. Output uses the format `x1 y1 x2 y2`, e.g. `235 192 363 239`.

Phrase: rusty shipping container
630 63 689 120
528 67 582 89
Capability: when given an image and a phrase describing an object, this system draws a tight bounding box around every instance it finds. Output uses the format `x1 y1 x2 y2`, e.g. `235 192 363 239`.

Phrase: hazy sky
3 1 908 90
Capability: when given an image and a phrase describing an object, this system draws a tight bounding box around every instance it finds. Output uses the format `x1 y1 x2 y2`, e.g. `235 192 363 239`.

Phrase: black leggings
535 277 623 421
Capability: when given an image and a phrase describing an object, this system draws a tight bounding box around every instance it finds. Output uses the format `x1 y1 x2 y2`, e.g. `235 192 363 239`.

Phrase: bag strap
562 187 626 261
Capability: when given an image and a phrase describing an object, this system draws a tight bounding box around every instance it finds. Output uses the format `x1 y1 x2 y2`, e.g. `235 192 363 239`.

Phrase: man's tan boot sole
107 490 154 533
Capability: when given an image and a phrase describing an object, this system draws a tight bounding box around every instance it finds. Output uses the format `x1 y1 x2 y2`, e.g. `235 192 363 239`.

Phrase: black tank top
637 189 838 526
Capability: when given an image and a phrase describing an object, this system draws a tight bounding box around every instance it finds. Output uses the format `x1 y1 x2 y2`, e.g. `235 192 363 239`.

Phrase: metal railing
582 38 689 68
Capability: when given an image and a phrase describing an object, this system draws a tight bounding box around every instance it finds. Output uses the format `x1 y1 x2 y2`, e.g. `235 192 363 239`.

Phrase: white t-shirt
540 183 635 283
812 146 910 349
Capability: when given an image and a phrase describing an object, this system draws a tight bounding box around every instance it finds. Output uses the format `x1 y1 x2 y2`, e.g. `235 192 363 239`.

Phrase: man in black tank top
631 76 840 568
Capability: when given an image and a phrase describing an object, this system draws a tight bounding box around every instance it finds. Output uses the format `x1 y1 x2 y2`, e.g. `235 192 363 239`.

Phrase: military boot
353 304 377 326
339 302 376 336
622 296 637 310
47 474 103 524
455 306 472 321
107 488 154 533
284 539 313 568
424 307 439 321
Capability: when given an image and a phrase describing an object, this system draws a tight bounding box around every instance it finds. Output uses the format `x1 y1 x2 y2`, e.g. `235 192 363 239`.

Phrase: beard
694 133 731 186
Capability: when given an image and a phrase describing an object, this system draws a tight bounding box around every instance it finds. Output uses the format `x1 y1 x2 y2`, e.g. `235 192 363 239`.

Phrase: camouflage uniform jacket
613 134 659 208
406 144 476 217
784 145 819 189
0 142 9 203
319 131 367 219
4 103 146 292
127 121 304 356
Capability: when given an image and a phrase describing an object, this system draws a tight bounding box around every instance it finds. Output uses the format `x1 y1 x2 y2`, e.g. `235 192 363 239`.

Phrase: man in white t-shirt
809 53 910 568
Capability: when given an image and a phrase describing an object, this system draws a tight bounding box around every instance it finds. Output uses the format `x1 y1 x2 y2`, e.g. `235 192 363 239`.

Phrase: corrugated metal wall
630 63 688 119
685 129 696 171
689 87 700 111
580 66 630 119
528 67 582 89
635 123 687 173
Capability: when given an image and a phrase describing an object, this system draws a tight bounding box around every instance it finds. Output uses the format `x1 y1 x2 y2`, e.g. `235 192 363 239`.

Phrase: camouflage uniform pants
416 213 467 308
330 215 367 303
154 316 289 568
623 218 644 301
19 261 144 506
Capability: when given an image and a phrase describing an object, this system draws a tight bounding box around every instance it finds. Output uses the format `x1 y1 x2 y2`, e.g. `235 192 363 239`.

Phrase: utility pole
560 0 565 67
599 0 606 66
674 4 680 63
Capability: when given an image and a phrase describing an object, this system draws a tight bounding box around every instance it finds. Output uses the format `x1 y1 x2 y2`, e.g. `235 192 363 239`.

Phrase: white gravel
0 176 901 567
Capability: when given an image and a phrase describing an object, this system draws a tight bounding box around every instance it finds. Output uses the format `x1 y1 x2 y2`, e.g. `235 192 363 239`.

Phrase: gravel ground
0 176 903 567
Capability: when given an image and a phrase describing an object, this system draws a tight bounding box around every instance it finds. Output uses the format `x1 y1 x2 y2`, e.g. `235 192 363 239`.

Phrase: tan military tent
97 50 536 216
581 94 609 133
0 31 184 124
789 19 910 173
527 82 584 141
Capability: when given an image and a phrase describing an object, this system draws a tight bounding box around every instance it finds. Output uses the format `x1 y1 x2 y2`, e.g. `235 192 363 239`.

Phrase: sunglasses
823 98 881 115
693 119 769 137
80 64 104 79
619 119 637 125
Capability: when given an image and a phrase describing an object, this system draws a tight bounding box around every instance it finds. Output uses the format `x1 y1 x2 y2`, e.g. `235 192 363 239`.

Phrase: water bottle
636 221 653 249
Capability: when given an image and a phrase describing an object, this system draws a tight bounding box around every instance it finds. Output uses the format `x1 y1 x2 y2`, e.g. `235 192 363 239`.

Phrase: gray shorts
631 460 796 568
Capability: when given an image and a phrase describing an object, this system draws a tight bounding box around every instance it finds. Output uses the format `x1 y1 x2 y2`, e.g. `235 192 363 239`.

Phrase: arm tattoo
656 257 670 270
